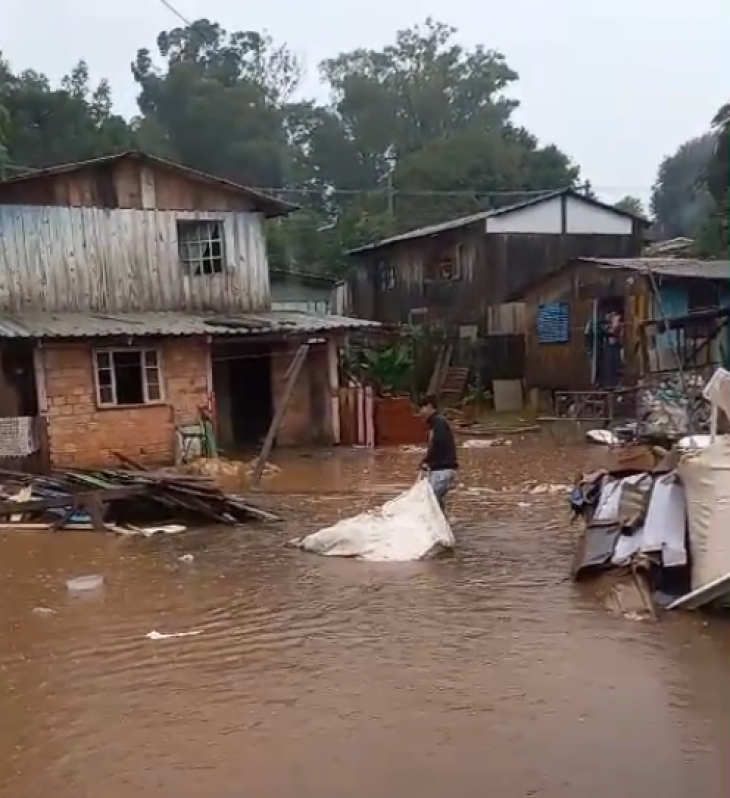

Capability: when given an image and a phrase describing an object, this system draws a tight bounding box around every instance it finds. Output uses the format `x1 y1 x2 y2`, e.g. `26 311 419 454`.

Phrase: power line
1 163 655 195
157 0 192 26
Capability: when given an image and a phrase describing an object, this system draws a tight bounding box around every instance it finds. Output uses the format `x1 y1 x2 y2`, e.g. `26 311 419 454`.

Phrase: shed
270 269 339 315
521 257 730 394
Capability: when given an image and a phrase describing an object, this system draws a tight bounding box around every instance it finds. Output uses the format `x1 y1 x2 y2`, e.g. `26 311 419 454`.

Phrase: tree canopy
614 195 645 218
3 21 585 274
650 134 715 240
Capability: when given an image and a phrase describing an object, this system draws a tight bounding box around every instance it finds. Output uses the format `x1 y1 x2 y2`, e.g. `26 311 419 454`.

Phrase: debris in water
66 574 104 593
32 606 56 616
178 553 195 564
146 629 204 640
461 438 513 449
0 460 279 534
530 483 571 495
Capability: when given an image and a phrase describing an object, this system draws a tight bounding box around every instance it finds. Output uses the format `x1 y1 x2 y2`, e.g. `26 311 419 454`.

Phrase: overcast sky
3 0 727 205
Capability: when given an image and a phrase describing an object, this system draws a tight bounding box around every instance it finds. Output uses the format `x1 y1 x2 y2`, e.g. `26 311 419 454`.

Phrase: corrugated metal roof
347 188 650 255
0 151 297 218
0 311 379 340
575 257 730 280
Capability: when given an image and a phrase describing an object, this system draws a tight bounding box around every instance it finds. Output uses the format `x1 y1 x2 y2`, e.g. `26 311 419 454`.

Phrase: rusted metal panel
0 205 271 313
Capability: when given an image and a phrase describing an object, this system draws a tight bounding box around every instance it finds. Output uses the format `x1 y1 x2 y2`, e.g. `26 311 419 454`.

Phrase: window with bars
93 349 163 407
177 220 225 275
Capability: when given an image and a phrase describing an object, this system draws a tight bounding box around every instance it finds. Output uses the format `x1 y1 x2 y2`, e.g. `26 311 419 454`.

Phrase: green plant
462 384 491 408
341 342 415 396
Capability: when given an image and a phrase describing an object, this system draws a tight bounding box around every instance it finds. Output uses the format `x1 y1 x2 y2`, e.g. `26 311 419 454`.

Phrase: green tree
695 103 730 256
650 134 715 238
0 54 133 171
614 195 645 217
131 19 301 188
0 99 8 177
281 18 580 263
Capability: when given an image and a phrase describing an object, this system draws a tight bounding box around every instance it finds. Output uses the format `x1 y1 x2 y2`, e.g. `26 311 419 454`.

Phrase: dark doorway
0 342 38 418
212 343 273 451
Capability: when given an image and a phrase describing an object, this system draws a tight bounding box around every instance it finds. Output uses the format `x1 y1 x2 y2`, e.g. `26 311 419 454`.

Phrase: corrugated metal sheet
577 257 730 281
0 205 270 313
0 310 380 339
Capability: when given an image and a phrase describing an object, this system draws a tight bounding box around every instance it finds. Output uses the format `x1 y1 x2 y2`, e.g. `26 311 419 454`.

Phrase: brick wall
42 338 209 468
271 343 332 446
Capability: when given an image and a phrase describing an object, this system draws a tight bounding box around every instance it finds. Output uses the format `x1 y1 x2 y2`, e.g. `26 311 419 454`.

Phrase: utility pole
386 170 395 217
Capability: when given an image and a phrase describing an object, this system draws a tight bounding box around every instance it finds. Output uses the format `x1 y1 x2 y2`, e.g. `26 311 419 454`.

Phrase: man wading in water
418 395 459 513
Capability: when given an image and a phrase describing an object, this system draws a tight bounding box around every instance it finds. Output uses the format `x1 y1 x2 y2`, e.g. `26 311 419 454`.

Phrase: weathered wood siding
0 159 259 212
522 263 646 391
350 228 643 329
0 205 270 312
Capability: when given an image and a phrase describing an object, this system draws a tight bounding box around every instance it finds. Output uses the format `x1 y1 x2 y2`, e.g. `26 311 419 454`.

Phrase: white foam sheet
292 478 456 562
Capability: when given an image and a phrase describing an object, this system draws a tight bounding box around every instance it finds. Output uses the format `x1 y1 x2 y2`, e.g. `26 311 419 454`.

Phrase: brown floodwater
1 439 729 798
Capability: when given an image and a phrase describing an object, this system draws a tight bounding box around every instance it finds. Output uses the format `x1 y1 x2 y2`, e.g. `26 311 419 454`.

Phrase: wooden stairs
427 344 469 405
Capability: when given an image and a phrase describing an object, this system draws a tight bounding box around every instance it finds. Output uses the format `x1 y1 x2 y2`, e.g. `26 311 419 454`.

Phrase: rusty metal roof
0 311 379 340
575 257 730 280
0 151 297 218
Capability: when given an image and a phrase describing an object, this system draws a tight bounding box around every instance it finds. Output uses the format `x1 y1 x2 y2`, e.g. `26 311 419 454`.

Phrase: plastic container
66 574 104 593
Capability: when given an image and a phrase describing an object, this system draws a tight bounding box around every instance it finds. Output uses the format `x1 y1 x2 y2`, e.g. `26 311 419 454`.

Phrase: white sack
678 437 730 591
292 478 455 562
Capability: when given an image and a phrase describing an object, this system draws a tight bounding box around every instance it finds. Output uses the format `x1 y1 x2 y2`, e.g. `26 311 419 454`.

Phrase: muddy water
1 440 729 798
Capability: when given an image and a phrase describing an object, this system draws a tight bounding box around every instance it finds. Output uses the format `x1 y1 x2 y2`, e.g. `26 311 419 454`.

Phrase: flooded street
1 440 729 797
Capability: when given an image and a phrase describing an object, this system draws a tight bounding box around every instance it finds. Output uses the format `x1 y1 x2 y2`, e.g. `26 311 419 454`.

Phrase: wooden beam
250 343 310 485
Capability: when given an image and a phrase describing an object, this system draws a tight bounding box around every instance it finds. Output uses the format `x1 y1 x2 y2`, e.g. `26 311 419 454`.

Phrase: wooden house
0 151 376 468
270 269 341 315
521 257 730 397
346 188 649 335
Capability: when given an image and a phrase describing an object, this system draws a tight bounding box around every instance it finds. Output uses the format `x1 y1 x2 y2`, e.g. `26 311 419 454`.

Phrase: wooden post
364 386 375 447
327 338 341 445
250 344 310 485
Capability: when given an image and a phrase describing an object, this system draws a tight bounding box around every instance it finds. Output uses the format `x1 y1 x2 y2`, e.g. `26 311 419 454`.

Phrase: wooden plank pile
0 459 279 534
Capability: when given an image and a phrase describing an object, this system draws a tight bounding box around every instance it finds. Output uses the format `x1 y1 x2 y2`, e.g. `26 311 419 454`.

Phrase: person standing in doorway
418 395 459 513
602 310 624 388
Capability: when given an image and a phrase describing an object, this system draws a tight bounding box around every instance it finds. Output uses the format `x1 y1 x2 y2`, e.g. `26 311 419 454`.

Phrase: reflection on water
1 440 728 797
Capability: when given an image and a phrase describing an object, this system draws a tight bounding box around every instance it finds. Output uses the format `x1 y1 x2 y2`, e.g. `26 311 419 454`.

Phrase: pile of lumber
0 462 279 533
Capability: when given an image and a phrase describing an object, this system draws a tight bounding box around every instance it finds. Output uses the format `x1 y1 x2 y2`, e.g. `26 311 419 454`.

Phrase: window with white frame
177 220 225 275
94 349 163 407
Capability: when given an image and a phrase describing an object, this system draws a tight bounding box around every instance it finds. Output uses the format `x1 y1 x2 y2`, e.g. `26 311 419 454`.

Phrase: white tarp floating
291 478 456 562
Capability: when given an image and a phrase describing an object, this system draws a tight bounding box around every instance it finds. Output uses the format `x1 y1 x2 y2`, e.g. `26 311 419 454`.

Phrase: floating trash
66 574 104 593
146 629 204 641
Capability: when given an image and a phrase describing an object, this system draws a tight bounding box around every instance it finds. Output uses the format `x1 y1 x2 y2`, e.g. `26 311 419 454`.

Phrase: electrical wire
157 0 192 26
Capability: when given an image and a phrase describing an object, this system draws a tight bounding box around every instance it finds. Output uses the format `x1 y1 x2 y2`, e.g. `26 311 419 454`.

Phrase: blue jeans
428 469 457 511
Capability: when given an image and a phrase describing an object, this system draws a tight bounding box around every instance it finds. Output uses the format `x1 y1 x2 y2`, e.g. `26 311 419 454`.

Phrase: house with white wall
346 187 650 330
